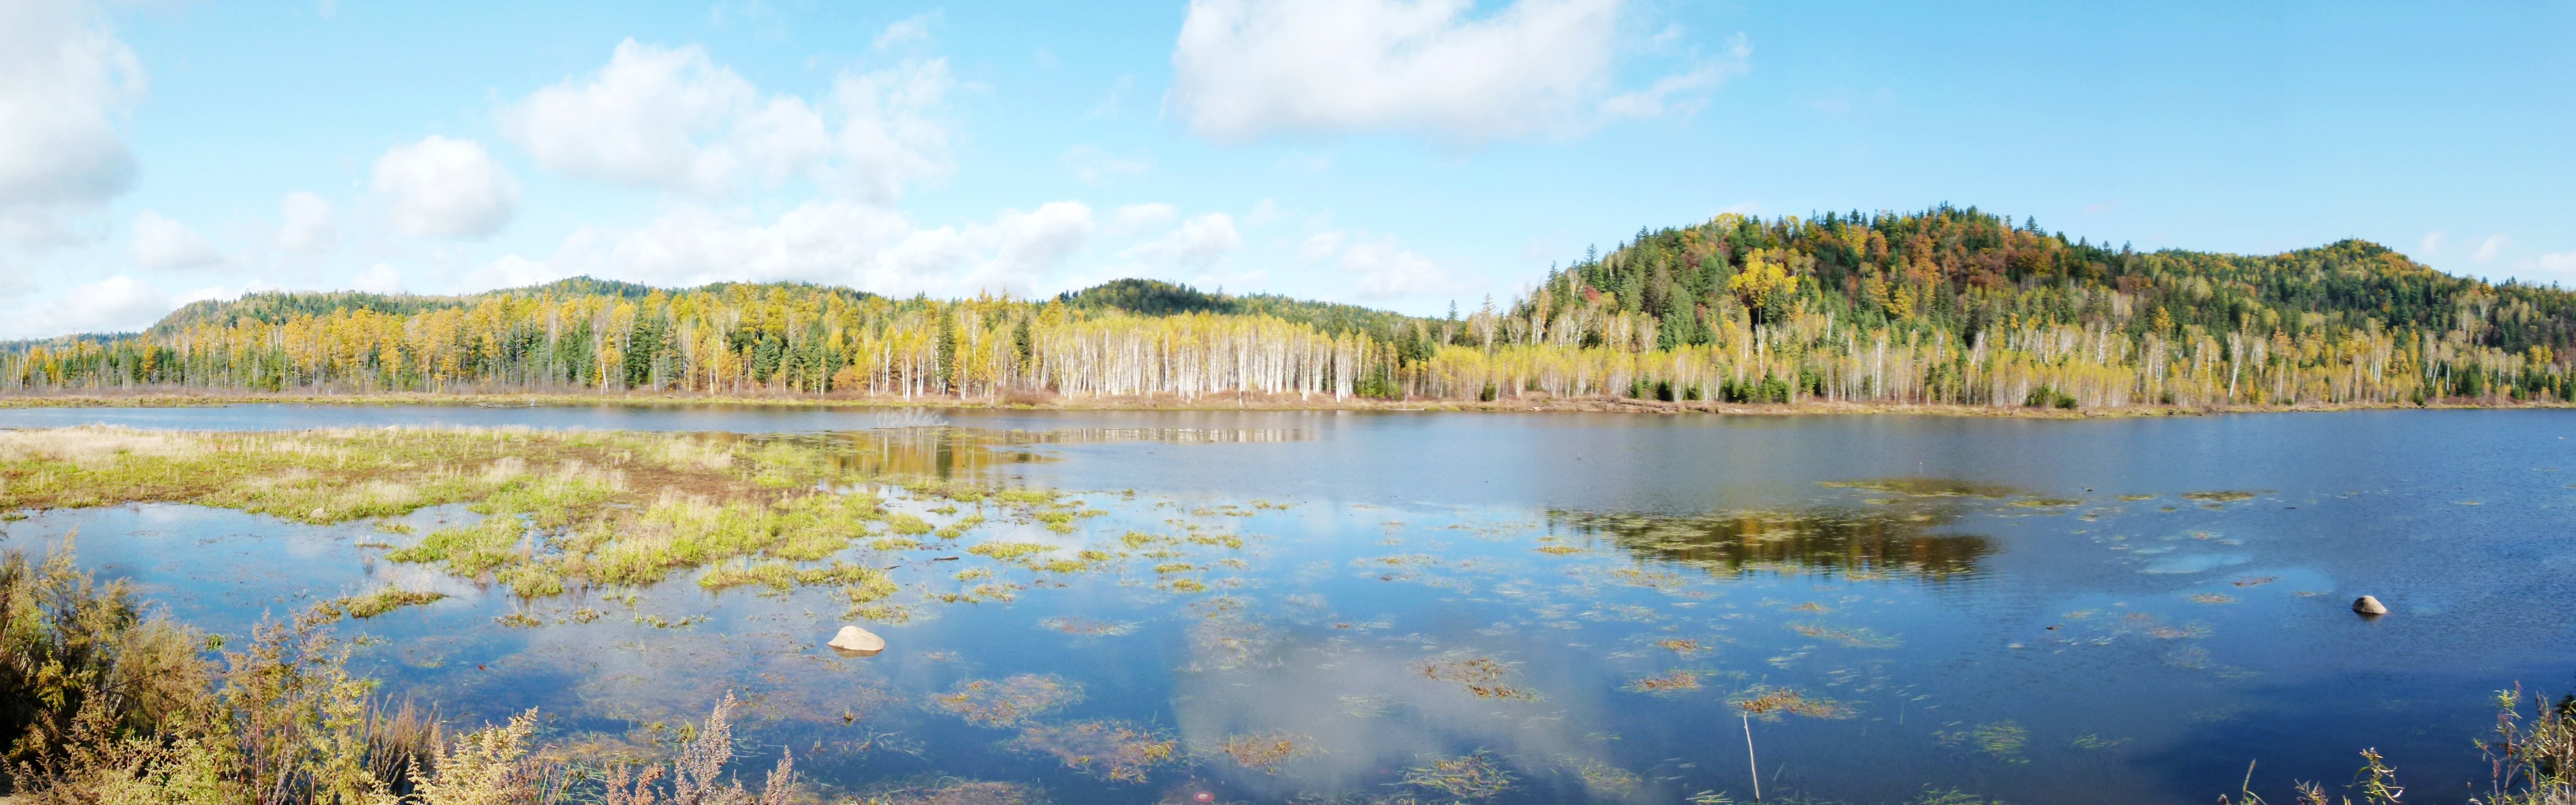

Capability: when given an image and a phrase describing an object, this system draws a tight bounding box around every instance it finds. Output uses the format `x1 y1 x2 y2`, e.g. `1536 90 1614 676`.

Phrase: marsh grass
1006 720 1177 782
337 587 449 618
1416 655 1540 701
1211 731 1314 773
929 675 1082 728
1401 751 1514 799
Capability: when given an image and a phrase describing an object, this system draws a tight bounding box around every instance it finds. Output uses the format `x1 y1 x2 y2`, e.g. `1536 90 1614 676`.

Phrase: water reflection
1549 503 1995 582
724 426 1311 482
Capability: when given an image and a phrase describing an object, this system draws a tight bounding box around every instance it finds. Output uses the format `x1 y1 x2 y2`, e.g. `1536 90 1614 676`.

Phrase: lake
4 405 2571 804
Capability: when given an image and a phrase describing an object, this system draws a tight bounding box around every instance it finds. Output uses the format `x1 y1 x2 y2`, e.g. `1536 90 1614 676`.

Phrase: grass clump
1008 720 1178 782
1416 655 1540 701
929 675 1083 728
337 587 448 618
1402 751 1515 800
1212 732 1314 773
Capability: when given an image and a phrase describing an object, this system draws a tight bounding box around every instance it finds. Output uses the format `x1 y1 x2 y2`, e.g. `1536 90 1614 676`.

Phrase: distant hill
7 206 2571 409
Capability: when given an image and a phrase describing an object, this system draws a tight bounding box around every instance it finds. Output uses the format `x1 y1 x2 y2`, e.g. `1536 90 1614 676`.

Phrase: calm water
5 405 2574 803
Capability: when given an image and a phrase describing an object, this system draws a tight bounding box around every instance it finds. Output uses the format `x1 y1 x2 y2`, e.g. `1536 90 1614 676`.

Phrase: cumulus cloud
485 200 1093 298
0 0 145 243
2418 231 2447 258
275 191 336 254
1107 203 1177 237
130 210 223 270
1120 213 1240 272
1061 145 1149 185
500 40 758 194
2527 251 2576 281
499 40 953 203
350 263 404 293
874 13 933 49
1300 229 1453 299
1169 0 1739 145
2473 234 2508 263
0 275 169 339
372 136 520 238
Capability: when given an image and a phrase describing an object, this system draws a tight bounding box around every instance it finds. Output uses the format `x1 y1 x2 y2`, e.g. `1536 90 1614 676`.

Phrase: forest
6 205 2573 409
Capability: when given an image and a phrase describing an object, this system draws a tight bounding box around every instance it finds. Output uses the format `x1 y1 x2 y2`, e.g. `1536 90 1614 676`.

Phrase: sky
0 0 2569 340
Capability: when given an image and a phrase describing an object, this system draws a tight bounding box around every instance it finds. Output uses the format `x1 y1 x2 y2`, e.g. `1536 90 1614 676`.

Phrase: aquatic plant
1415 655 1540 701
336 587 448 618
1212 731 1315 773
1400 751 1514 800
930 675 1083 728
1007 719 1178 782
1625 669 1704 694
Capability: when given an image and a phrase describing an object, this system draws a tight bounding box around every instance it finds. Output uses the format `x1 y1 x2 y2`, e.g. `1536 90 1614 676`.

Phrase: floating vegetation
1610 567 1688 590
1655 637 1707 655
2116 493 2159 502
2181 490 2261 503
1819 477 2015 499
1730 686 1852 720
851 780 1045 805
1415 655 1540 701
1550 506 1993 583
1625 669 1703 694
1575 761 1643 796
2187 592 2238 604
933 674 1083 727
335 587 446 618
1214 731 1317 773
1790 623 1902 648
1936 721 2030 761
2011 498 2082 509
494 612 543 628
1401 751 1515 800
1036 616 1138 637
1007 719 1178 782
1339 695 1396 717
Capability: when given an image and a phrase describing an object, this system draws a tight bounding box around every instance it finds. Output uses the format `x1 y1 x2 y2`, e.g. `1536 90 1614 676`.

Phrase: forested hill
1517 207 2574 358
6 205 2573 409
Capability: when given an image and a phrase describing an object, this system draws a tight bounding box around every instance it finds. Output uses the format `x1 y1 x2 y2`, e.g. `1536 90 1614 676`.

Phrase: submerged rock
2352 595 2388 616
829 625 886 656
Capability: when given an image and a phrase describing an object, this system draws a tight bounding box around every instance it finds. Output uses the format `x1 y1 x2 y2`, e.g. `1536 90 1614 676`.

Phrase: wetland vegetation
3 409 2573 803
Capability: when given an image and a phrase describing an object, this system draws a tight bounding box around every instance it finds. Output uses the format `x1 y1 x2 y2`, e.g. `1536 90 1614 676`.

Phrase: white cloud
498 200 1093 298
276 191 336 254
498 40 952 203
0 0 144 243
501 40 759 195
874 13 933 49
822 58 955 204
1242 199 1280 229
130 210 223 270
1169 0 1738 145
2527 251 2576 281
1337 233 1453 299
1061 145 1149 185
1297 230 1344 262
0 275 165 338
371 136 520 238
2418 231 2447 258
1107 203 1178 237
1120 213 1240 272
2473 234 2508 263
350 263 405 294
1598 33 1750 120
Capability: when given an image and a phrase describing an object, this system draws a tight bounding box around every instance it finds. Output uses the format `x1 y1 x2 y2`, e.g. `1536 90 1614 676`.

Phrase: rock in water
2352 595 2388 616
828 625 886 656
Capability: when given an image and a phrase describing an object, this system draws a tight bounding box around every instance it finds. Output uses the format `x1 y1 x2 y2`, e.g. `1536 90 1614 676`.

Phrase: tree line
6 206 2571 408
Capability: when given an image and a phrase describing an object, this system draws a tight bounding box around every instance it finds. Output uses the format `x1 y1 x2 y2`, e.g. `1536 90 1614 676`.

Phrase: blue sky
0 0 2568 339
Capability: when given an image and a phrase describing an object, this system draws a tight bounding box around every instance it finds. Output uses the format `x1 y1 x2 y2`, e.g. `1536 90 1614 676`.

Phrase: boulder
2352 595 2388 616
828 625 886 656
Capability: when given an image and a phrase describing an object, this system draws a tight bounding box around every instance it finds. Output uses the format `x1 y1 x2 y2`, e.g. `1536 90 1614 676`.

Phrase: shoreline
0 389 2560 418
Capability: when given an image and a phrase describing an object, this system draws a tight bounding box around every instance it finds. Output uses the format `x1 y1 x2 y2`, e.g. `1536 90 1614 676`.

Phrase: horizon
0 1 2568 341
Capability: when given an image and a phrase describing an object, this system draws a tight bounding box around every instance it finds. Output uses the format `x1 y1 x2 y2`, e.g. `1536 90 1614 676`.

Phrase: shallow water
5 405 2574 803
